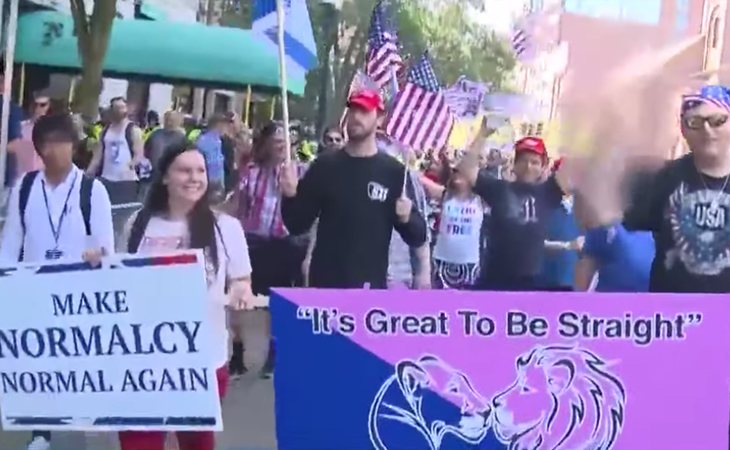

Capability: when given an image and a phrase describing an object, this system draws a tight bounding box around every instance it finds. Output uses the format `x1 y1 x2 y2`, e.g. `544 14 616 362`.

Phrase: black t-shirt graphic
474 171 564 289
625 155 730 293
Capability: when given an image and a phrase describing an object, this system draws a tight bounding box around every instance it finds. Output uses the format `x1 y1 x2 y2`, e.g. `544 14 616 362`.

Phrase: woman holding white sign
120 140 253 450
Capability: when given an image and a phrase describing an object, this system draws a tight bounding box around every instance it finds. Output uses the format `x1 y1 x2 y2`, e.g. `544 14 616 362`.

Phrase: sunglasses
324 135 343 144
683 114 729 130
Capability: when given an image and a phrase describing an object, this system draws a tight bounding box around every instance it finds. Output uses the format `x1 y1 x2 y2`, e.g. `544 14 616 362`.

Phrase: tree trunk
69 0 118 120
75 53 104 120
330 25 366 119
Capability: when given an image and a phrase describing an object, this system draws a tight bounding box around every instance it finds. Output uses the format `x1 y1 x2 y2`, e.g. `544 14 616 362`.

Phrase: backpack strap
18 171 40 262
19 170 40 233
213 219 230 263
124 122 136 159
79 175 94 236
213 218 232 293
98 126 109 176
127 208 153 254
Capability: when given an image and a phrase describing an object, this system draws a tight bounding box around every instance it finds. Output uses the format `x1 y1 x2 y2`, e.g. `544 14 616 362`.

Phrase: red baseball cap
347 89 385 112
514 136 547 159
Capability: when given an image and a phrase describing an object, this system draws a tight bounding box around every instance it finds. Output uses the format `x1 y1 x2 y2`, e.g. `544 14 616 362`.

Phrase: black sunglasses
683 114 729 130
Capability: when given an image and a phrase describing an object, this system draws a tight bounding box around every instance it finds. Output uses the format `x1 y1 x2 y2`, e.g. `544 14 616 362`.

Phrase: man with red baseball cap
456 120 570 291
347 89 385 112
512 136 549 183
278 89 427 288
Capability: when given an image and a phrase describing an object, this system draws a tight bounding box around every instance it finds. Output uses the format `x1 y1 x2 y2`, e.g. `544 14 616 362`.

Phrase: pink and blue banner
271 289 730 450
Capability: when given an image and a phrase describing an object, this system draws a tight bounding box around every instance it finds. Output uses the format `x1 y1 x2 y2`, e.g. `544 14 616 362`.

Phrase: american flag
385 52 455 151
511 26 530 60
365 1 403 90
510 6 562 63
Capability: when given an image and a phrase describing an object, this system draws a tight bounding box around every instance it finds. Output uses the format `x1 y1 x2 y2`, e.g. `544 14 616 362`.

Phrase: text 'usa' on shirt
280 151 428 289
623 154 730 293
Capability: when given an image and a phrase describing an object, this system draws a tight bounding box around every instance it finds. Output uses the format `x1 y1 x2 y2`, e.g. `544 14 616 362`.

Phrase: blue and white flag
252 0 318 78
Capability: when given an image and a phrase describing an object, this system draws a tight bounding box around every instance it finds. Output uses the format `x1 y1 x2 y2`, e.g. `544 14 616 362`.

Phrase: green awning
15 11 306 95
138 3 168 21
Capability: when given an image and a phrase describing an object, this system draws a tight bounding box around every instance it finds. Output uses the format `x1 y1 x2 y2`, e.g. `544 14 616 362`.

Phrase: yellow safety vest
297 141 315 163
90 124 102 140
144 126 160 142
187 128 202 142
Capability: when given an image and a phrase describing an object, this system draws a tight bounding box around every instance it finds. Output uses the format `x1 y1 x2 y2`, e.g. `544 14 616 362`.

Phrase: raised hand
278 162 299 198
395 196 413 224
559 37 708 225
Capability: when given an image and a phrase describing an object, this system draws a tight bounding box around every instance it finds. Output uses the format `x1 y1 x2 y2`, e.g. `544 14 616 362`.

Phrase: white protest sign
0 251 223 432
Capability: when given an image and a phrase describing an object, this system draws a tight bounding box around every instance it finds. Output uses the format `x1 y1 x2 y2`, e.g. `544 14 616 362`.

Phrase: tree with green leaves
222 0 516 127
395 1 515 86
306 0 516 127
68 0 118 119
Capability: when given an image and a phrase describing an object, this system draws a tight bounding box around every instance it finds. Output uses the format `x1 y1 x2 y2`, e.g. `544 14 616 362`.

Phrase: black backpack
18 171 94 261
98 122 135 177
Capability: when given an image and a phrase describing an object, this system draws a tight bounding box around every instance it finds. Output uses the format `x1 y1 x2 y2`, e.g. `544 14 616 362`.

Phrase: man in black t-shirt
459 130 567 291
279 89 427 288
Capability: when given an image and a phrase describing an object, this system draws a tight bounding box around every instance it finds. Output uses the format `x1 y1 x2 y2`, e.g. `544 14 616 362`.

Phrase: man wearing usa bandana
616 85 730 293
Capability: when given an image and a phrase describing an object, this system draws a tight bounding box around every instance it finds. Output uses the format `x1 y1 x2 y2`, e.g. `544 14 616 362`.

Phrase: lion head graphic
368 355 490 450
491 345 627 450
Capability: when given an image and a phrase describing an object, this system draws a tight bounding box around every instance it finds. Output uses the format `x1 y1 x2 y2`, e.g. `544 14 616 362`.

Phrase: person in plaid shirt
229 121 309 379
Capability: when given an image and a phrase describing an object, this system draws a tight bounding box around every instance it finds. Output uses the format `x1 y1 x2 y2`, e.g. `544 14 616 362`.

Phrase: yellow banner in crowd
543 120 599 158
448 114 516 150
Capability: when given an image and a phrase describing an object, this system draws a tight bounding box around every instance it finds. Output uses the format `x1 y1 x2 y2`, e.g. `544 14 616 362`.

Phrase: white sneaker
26 436 51 450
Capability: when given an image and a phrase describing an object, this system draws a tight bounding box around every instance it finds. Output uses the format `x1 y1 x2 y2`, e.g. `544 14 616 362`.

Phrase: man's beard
347 122 375 142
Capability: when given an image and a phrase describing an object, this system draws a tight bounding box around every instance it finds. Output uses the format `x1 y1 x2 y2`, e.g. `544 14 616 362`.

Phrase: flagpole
0 0 19 190
18 63 24 105
275 0 292 163
390 65 409 194
244 84 252 127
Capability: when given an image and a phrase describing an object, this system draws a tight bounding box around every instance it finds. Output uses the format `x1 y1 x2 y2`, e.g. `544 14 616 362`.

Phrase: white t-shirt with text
432 195 484 265
128 213 252 368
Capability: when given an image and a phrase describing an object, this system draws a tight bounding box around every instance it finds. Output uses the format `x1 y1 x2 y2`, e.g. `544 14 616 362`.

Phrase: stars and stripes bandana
681 85 730 115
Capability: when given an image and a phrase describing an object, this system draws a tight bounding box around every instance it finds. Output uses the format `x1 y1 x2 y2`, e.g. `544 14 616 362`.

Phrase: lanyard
41 171 79 250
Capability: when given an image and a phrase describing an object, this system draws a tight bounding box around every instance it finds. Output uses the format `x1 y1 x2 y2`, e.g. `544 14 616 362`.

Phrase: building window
563 0 661 24
674 0 689 35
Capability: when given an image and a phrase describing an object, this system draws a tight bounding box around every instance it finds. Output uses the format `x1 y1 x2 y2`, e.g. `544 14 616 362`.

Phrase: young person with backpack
0 113 114 450
119 140 253 450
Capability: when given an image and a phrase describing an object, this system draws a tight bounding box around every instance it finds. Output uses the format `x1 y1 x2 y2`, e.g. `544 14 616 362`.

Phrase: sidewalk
0 311 277 450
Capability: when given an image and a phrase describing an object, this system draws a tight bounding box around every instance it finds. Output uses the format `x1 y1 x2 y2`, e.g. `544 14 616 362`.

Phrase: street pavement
0 310 278 450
